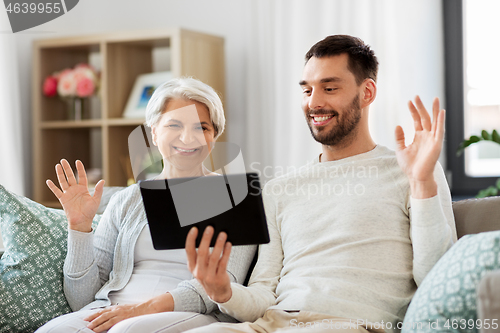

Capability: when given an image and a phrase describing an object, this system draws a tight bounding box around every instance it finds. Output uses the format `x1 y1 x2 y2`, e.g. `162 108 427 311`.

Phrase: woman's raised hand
46 159 104 232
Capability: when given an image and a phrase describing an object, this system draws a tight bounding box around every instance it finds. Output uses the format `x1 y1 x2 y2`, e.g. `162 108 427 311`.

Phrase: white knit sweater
63 184 256 320
218 145 456 330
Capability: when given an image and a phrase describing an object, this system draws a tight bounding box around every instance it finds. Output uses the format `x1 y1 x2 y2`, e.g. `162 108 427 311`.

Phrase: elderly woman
36 78 256 333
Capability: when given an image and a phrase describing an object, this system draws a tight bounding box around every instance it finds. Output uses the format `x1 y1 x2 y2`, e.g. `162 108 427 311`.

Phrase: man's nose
308 90 326 110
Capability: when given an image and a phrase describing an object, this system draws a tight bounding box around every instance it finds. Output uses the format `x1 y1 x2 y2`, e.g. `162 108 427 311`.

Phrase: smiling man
184 35 457 333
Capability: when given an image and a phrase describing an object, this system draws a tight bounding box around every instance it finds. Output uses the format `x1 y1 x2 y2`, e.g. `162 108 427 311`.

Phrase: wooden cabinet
32 29 225 207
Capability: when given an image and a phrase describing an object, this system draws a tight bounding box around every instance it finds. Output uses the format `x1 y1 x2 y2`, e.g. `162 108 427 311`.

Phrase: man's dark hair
305 35 379 85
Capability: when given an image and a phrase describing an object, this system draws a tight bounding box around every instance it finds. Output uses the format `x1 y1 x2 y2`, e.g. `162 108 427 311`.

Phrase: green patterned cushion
0 185 100 333
402 231 500 333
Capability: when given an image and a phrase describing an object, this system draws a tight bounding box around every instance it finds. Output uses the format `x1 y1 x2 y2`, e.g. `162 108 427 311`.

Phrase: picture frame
122 71 173 118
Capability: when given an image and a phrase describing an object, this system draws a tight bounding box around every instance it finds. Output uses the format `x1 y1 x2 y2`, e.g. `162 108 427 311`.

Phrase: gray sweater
63 184 256 320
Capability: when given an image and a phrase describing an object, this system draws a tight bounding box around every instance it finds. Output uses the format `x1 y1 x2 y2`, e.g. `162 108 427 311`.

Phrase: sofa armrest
477 270 500 333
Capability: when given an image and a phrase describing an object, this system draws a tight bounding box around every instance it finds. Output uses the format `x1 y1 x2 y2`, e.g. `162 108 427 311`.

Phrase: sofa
0 185 121 333
453 196 500 239
452 196 500 333
1 185 500 333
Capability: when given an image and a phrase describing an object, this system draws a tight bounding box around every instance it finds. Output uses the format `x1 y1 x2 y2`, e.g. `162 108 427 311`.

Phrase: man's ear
360 79 377 108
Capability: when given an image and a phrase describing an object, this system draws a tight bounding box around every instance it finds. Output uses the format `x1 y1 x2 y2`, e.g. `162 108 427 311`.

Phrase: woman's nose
179 128 197 144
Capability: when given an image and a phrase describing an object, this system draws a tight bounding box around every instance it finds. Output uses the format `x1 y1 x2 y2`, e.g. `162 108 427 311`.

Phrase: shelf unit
32 29 225 207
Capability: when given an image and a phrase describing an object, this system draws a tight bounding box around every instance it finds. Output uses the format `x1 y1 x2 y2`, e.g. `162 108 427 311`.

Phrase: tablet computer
139 172 270 250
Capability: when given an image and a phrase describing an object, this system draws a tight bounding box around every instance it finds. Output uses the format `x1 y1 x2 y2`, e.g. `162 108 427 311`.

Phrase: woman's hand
46 159 104 232
185 226 233 303
395 96 446 199
84 293 174 332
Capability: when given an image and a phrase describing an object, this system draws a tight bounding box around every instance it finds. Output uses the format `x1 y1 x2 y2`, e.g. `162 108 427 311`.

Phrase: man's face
300 54 363 146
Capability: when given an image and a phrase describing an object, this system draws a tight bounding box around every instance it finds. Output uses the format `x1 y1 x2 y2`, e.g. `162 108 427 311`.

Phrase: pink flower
57 70 77 97
76 77 96 97
44 64 99 98
74 66 98 96
43 76 58 97
73 67 94 81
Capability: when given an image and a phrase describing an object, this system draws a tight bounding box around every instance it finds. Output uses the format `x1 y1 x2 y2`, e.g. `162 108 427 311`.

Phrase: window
443 0 500 196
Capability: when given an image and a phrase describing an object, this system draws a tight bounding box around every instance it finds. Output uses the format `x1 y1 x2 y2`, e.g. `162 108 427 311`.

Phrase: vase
66 97 88 121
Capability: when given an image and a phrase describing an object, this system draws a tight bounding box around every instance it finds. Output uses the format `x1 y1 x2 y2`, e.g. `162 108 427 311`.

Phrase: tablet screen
139 173 270 249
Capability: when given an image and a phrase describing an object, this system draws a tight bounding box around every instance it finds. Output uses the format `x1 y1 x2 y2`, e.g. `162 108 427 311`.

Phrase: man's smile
310 114 336 126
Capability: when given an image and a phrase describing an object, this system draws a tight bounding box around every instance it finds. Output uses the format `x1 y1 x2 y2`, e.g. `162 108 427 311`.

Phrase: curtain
242 0 445 182
0 15 23 251
0 22 25 196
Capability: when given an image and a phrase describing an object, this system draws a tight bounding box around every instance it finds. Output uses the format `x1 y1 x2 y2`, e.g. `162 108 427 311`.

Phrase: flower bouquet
42 63 100 120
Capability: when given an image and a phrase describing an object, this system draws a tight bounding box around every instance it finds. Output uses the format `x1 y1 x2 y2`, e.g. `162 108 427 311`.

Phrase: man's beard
305 94 362 147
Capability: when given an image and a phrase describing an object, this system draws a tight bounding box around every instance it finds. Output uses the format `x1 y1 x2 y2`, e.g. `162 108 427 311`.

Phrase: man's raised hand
185 226 233 303
395 96 446 199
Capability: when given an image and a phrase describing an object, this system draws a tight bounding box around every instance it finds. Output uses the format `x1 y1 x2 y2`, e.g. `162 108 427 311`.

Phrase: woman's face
152 98 216 172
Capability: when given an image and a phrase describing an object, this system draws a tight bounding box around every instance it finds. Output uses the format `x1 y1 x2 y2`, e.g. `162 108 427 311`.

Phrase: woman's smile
172 145 203 155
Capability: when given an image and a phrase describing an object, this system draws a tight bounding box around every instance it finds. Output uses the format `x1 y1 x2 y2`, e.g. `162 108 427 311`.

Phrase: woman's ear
151 127 158 146
360 79 377 108
213 125 218 140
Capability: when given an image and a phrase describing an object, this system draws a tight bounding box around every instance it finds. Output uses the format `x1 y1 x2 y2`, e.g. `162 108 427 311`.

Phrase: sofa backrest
453 196 500 239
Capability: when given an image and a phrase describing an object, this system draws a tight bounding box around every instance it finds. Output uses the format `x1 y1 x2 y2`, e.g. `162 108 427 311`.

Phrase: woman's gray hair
145 77 225 139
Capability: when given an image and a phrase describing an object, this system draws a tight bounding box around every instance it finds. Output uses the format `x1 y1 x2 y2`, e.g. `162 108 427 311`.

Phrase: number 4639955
6 2 62 14
444 318 498 330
